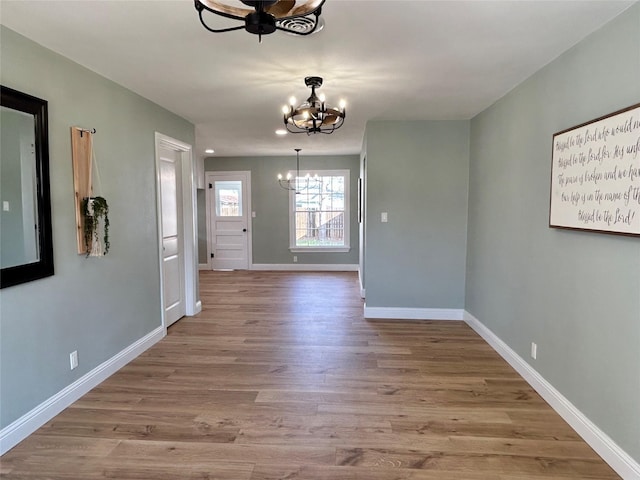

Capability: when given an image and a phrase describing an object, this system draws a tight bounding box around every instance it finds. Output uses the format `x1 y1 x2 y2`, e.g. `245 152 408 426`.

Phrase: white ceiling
1 0 635 158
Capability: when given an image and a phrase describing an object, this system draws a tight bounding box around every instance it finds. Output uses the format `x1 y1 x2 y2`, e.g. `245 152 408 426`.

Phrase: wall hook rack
78 127 96 138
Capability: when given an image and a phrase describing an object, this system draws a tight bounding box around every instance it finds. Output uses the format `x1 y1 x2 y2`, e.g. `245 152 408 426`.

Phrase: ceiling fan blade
266 0 296 17
321 114 339 126
197 0 251 20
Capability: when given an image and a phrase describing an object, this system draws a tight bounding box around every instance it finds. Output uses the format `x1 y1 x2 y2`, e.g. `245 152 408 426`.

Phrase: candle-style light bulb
319 93 326 103
277 173 283 180
282 105 289 114
339 99 346 110
289 96 297 106
286 173 292 180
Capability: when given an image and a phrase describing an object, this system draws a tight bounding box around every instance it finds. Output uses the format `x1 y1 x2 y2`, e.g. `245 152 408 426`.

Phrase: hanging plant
81 196 110 257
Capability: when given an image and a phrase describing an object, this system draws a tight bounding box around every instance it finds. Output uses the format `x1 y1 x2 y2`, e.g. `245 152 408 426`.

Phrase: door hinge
209 183 212 189
211 253 214 258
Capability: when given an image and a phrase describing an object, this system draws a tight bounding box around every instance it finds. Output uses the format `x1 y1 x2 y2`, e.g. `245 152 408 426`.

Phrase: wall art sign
549 103 640 236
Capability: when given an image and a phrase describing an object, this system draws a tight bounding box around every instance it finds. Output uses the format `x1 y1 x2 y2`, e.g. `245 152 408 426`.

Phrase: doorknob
243 228 247 232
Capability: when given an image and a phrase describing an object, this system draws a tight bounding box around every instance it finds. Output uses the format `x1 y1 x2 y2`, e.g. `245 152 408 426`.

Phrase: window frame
288 169 350 253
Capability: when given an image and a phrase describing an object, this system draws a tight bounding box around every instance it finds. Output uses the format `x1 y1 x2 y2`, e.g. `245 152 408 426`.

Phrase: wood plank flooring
1 271 620 479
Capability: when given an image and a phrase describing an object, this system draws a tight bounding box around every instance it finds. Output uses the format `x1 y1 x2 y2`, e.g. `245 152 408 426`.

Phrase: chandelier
194 0 325 42
277 148 316 193
282 76 346 135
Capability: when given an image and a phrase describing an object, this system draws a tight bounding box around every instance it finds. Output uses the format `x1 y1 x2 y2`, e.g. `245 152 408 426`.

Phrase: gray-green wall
197 189 207 264
363 121 470 309
466 4 640 461
202 154 360 266
0 27 195 428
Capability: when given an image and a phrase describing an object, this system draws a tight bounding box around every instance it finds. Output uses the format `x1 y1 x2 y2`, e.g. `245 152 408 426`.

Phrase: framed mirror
1 86 54 288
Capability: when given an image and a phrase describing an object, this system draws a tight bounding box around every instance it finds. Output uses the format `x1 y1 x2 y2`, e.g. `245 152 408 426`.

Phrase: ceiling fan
194 0 326 41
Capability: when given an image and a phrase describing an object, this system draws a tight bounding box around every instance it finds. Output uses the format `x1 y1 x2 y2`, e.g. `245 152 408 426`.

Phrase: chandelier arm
290 117 308 133
285 114 344 134
287 126 308 134
195 0 246 21
197 9 247 33
329 116 345 128
328 121 344 132
278 179 296 191
284 123 304 134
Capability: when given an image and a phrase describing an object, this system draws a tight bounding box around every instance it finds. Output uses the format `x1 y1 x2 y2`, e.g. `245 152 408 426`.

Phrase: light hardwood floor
1 271 619 479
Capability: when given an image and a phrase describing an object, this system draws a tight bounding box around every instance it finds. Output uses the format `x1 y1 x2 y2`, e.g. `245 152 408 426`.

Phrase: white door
159 146 186 326
207 172 251 270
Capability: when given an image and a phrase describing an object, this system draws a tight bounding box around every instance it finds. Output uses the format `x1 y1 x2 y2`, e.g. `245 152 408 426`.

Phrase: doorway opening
154 132 200 329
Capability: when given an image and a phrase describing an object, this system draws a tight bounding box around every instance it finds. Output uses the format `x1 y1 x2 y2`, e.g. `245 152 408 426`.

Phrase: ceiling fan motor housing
305 76 323 88
245 10 277 35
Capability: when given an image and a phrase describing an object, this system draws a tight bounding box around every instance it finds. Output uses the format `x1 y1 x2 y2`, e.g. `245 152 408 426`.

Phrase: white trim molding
463 310 640 480
251 263 358 272
198 263 210 271
364 305 464 320
0 327 165 455
194 300 202 315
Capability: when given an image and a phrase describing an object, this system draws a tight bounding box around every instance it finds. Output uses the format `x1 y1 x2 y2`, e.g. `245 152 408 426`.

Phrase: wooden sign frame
549 103 640 237
71 127 93 253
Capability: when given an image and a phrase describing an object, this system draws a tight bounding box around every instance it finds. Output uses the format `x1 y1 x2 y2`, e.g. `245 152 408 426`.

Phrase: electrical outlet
70 351 78 370
381 212 388 223
293 256 298 263
530 342 537 360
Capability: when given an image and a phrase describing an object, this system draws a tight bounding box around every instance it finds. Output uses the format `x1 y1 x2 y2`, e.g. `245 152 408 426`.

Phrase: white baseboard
364 305 464 320
463 311 640 480
251 263 359 272
198 263 209 270
0 326 165 455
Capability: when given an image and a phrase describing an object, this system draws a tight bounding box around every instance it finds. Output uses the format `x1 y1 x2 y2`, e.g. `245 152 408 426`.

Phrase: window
214 180 242 217
289 169 350 252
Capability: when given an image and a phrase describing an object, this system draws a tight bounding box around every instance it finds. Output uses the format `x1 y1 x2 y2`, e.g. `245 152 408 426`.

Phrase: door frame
154 132 201 331
205 171 252 270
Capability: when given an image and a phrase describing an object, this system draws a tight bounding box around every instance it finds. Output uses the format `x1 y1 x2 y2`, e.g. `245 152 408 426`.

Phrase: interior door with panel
159 146 186 326
207 172 250 270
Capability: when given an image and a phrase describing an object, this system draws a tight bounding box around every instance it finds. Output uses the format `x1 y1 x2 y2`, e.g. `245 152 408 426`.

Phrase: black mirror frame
1 86 54 288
